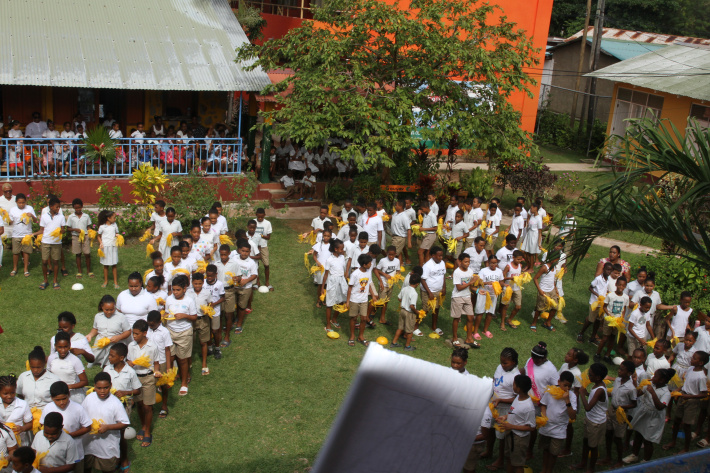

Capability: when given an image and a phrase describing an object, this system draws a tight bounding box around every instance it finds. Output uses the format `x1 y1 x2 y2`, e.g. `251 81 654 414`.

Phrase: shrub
324 177 352 204
458 168 495 201
26 176 63 212
551 172 581 203
641 255 710 312
163 172 222 229
96 184 123 211
129 164 169 213
535 108 607 156
352 174 384 203
227 172 259 204
507 159 558 204
116 204 148 237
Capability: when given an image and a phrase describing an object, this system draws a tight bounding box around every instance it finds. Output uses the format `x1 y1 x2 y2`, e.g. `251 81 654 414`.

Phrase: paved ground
439 162 612 172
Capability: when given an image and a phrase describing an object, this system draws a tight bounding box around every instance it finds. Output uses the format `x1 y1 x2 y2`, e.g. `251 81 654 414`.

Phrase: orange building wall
255 0 554 134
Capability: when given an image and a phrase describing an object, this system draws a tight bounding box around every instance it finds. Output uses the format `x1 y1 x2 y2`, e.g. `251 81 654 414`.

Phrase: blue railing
0 137 244 178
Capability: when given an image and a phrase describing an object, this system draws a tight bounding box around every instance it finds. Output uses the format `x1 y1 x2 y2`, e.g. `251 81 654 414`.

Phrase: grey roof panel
586 44 710 102
0 0 270 91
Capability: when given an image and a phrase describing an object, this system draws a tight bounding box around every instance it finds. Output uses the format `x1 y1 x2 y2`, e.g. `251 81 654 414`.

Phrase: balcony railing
234 0 314 19
0 137 244 179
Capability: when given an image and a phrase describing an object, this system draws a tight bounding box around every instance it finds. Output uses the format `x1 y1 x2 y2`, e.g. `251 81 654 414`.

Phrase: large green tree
566 118 710 272
236 0 539 169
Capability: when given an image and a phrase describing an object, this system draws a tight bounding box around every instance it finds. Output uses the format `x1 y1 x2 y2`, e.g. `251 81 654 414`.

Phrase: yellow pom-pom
615 406 631 426
97 248 105 257
78 229 86 243
166 233 173 247
21 234 32 246
546 385 567 400
139 228 152 242
491 281 502 296
195 260 207 273
418 214 423 224
89 419 105 435
647 338 658 350
591 295 605 314
480 220 487 230
671 390 683 398
542 215 551 225
638 379 652 389
309 264 324 275
485 291 492 311
400 266 405 273
31 407 42 434
489 403 499 419
327 203 333 217
304 252 310 270
428 332 440 339
94 337 111 349
171 268 190 276
389 273 405 286
536 416 548 429
88 229 97 241
162 310 176 321
545 295 558 310
0 208 9 224
556 267 566 280
20 212 32 225
333 304 349 313
558 296 566 311
155 392 162 404
376 336 388 345
670 336 680 348
201 304 216 318
501 286 513 305
0 457 8 469
439 292 446 306
579 369 590 388
225 271 236 281
445 261 455 270
86 387 94 395
156 367 178 388
336 219 346 228
155 297 165 307
49 227 62 239
541 311 550 320
417 309 427 323
411 224 424 237
34 234 42 247
116 234 125 247
372 297 389 307
132 354 151 368
326 331 340 339
427 298 437 312
32 450 48 469
670 373 684 389
219 234 234 246
382 214 390 222
25 360 30 371
319 292 326 302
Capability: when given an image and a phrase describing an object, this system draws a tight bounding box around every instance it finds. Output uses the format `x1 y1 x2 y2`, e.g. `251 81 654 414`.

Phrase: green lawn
539 144 586 164
0 219 690 472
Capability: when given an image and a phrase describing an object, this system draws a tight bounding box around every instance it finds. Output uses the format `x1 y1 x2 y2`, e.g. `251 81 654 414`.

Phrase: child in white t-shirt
595 277 629 363
346 254 377 347
373 246 400 326
498 374 536 473
539 371 577 473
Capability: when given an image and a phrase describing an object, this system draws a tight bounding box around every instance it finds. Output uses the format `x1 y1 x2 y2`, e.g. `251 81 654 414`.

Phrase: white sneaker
434 328 444 336
413 329 423 337
622 454 638 464
555 313 568 323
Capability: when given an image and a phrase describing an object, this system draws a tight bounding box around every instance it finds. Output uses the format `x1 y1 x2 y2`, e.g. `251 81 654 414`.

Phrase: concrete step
271 199 322 209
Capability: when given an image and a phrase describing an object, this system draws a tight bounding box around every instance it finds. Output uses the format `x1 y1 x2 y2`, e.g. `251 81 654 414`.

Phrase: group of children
452 338 710 473
271 137 357 184
0 200 274 472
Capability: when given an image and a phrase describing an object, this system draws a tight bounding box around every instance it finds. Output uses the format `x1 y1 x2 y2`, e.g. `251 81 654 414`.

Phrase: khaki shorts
584 417 606 448
505 432 529 467
378 284 393 301
195 316 211 344
224 287 236 313
627 336 644 355
588 305 603 323
453 241 463 258
41 242 62 261
168 327 193 359
450 296 473 319
134 373 156 406
235 287 252 310
484 236 498 252
259 247 270 266
398 308 416 333
159 362 168 373
606 406 628 438
85 455 118 472
421 290 441 314
463 442 485 471
676 398 703 425
210 313 221 331
392 236 407 255
539 434 565 456
420 233 436 250
12 237 32 255
349 301 368 318
507 288 522 308
602 317 620 337
535 290 558 312
71 235 91 255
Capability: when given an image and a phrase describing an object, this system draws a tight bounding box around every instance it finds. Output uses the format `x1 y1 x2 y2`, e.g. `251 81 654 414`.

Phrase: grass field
0 218 691 472
539 144 587 164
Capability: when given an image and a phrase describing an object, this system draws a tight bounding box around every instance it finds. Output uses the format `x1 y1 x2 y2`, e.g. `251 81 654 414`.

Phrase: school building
586 44 710 146
0 0 270 149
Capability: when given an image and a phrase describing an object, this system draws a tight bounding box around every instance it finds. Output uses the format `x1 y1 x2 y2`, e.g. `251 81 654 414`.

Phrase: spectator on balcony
41 120 61 175
152 116 165 137
72 113 86 133
102 112 116 128
108 122 123 140
177 121 190 140
25 112 48 139
190 115 206 139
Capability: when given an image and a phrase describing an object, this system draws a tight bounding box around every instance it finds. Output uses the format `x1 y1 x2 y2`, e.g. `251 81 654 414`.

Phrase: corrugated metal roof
567 28 710 46
593 38 666 61
586 44 710 102
0 0 271 91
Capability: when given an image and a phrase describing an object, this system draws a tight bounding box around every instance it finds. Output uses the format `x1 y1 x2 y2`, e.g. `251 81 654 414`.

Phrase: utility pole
583 0 606 152
569 0 593 128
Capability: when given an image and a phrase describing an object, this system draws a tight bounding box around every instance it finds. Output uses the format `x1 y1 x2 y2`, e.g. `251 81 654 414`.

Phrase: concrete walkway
439 162 612 172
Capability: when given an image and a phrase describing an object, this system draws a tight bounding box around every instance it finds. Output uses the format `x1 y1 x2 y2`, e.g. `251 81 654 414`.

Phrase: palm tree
565 118 710 272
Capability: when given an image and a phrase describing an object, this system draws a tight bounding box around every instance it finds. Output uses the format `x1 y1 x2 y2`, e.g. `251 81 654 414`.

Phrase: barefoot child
572 362 609 472
127 320 160 448
451 253 475 347
391 272 420 351
146 310 172 419
81 372 130 473
164 275 197 396
500 250 524 330
97 210 120 289
373 246 400 326
664 350 709 453
623 368 675 464
321 239 347 334
497 375 536 473
539 371 577 473
346 254 378 347
66 198 92 278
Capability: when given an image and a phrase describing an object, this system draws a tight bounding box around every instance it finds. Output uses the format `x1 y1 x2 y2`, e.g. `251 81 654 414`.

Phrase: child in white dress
97 210 120 288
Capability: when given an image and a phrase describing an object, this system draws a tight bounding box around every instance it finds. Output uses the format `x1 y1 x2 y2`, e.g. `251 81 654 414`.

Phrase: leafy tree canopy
550 0 710 38
237 0 539 169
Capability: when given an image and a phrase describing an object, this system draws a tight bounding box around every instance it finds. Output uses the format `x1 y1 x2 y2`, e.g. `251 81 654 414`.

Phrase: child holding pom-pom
127 320 160 448
187 273 212 376
34 196 65 290
472 255 503 341
539 371 577 473
66 198 93 278
97 210 120 289
497 375 536 473
147 311 173 419
531 251 561 333
9 193 37 277
86 295 131 367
